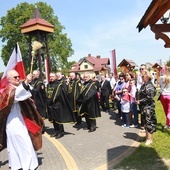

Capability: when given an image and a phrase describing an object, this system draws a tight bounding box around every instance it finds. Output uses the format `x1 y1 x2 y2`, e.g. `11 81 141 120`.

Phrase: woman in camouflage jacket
136 70 157 146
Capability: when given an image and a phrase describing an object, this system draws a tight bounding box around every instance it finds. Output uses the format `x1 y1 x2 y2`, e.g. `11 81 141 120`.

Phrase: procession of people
0 64 163 169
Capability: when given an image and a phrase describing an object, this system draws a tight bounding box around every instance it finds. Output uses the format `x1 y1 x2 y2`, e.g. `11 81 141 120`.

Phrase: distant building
118 59 138 73
69 54 111 78
145 62 153 70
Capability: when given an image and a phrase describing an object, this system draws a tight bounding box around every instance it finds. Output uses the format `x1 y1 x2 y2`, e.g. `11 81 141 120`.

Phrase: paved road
0 110 142 170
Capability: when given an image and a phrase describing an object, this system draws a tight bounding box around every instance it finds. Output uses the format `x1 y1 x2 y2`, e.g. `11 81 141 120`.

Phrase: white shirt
110 77 116 89
159 75 170 95
120 99 130 113
136 74 143 90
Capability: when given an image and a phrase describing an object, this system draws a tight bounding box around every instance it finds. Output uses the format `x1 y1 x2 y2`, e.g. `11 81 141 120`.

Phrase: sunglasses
140 68 144 71
13 76 20 79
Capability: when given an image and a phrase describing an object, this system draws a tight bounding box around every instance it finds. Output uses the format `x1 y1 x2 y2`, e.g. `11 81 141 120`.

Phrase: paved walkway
0 110 143 170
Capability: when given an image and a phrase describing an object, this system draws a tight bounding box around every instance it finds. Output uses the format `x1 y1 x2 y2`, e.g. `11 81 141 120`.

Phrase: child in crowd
129 78 138 128
120 88 131 127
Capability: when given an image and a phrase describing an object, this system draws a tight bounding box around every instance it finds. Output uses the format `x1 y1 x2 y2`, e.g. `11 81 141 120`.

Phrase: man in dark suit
100 75 112 113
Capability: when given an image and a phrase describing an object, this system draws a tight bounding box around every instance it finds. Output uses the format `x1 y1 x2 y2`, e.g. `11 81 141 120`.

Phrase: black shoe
50 132 58 137
55 133 64 139
73 122 81 128
83 126 90 130
88 128 96 133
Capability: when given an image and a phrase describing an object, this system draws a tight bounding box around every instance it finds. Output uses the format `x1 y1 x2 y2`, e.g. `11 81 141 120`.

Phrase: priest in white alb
0 69 44 170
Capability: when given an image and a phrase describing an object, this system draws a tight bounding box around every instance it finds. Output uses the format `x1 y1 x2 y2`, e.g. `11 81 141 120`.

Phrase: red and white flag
0 43 26 90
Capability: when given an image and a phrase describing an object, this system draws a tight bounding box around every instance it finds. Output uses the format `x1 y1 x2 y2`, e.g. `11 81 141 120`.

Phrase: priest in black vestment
47 72 76 139
77 72 101 132
30 70 47 119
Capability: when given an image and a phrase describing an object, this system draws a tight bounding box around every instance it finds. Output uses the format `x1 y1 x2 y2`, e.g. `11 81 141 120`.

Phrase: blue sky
0 0 170 72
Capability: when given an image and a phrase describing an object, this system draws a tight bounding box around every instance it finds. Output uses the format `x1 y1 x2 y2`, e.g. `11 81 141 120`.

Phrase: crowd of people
30 65 159 147
2 64 170 169
112 65 157 146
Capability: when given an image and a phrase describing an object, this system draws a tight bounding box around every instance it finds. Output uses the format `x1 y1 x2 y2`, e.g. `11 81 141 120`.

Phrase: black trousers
100 95 110 111
74 111 82 124
53 121 64 134
84 114 96 130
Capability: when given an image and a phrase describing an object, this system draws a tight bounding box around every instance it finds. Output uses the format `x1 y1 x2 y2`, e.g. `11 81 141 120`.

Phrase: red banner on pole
111 49 117 76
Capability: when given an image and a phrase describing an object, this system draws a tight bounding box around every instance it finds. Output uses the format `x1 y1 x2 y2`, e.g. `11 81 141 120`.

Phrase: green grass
114 92 170 170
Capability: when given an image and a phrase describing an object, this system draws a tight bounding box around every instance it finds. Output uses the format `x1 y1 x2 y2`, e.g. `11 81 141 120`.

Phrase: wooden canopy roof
152 62 162 69
20 6 54 34
137 0 170 47
118 59 137 68
137 0 170 32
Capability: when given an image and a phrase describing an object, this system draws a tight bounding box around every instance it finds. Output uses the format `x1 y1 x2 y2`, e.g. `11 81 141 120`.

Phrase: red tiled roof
71 63 80 72
70 55 110 72
20 18 54 28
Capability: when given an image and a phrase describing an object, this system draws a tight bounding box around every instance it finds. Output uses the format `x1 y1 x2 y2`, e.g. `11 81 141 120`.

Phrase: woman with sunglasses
136 64 146 90
136 64 146 127
114 73 126 118
136 70 157 146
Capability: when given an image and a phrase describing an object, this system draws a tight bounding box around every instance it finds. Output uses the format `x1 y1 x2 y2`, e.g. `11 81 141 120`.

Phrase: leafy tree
0 2 74 73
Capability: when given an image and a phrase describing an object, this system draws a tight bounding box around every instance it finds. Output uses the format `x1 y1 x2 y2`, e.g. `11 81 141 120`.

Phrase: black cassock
31 78 47 119
48 79 76 124
77 79 101 119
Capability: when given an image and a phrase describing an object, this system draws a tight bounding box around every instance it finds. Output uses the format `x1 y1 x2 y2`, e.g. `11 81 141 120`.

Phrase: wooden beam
151 24 170 32
151 24 170 47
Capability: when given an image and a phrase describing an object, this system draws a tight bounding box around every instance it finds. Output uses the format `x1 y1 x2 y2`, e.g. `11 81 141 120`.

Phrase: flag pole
30 51 35 73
